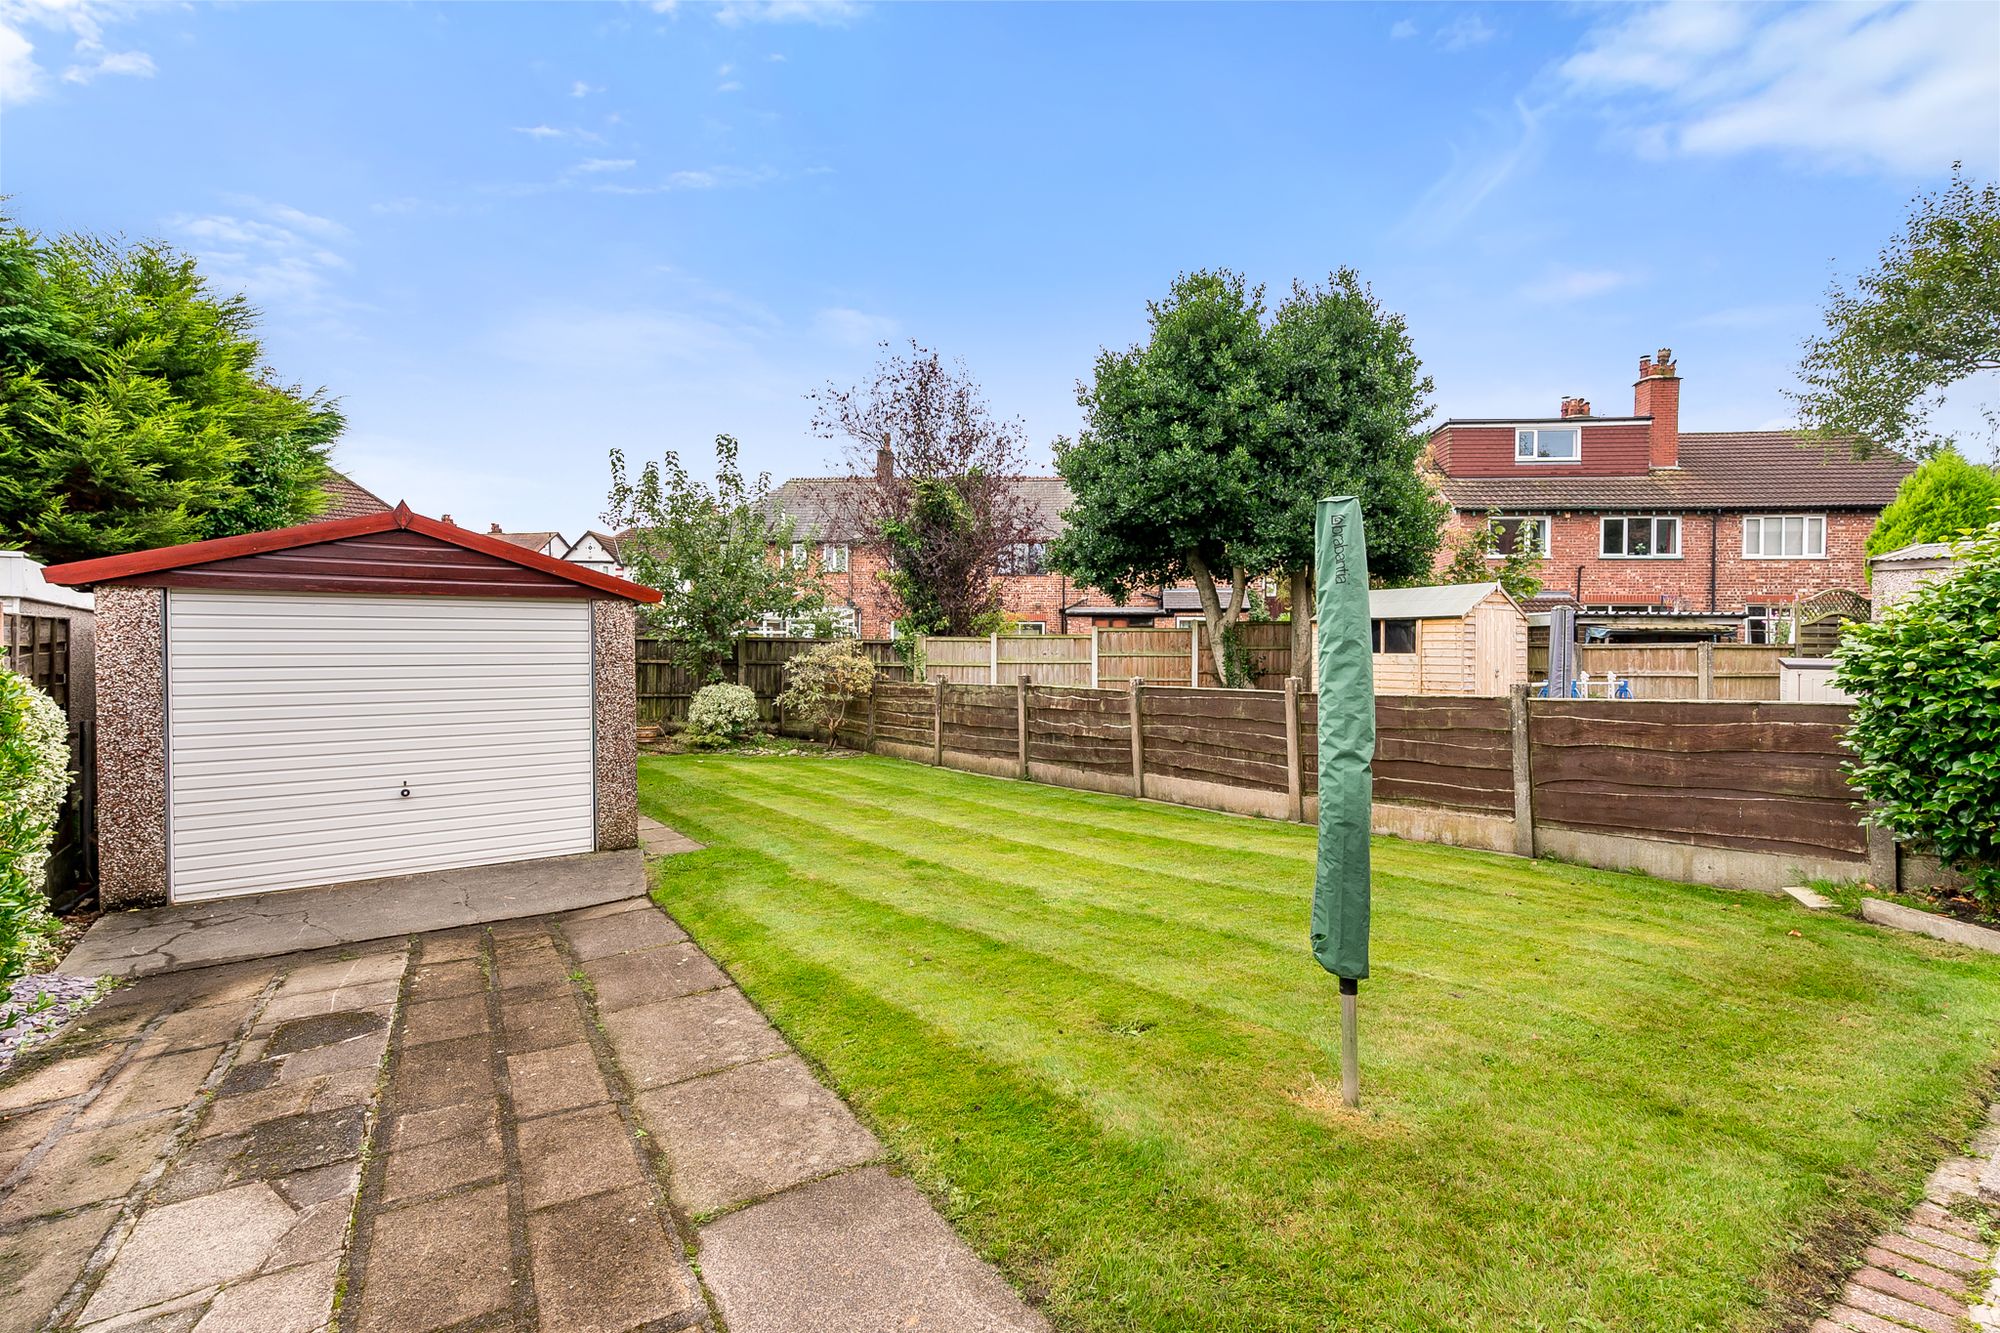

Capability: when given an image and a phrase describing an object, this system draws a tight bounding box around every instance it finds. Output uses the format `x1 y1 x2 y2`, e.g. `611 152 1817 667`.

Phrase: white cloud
594 165 777 195
812 307 897 348
169 199 354 313
717 80 742 93
1389 18 1418 40
513 124 567 139
713 0 863 28
1434 14 1495 52
573 157 636 174
1 0 153 103
1561 1 2000 174
1516 267 1636 303
570 80 601 97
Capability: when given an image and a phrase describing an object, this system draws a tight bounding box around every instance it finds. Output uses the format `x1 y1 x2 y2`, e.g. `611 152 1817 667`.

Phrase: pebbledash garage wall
45 505 657 909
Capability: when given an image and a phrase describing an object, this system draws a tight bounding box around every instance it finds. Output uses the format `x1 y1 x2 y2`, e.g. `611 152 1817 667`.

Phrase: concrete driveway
1 894 1048 1333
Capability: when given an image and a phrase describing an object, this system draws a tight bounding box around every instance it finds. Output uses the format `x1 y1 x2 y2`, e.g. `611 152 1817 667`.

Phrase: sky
3 0 1996 538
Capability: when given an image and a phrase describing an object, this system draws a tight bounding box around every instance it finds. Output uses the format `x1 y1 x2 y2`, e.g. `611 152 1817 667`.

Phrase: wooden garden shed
1367 582 1528 697
43 505 660 908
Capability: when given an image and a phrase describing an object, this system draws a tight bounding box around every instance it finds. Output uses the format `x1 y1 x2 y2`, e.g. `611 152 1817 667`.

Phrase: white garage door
167 590 595 901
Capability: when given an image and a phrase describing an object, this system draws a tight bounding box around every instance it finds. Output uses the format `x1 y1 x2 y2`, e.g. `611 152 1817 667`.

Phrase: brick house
1429 349 1914 642
763 460 1100 638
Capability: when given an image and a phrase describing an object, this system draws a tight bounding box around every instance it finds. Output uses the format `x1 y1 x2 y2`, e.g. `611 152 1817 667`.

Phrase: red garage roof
42 503 662 603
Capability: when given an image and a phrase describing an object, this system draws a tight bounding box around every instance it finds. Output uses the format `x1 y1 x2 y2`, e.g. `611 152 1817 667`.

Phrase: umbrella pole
1339 977 1359 1108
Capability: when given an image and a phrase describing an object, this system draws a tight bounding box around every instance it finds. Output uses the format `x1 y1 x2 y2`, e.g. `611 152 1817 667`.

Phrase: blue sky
3 0 1995 537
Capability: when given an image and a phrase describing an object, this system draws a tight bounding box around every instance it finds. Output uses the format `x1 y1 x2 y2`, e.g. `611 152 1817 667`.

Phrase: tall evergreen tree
0 222 344 564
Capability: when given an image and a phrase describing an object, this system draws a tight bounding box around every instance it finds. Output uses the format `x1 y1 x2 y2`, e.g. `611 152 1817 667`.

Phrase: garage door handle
400 783 411 798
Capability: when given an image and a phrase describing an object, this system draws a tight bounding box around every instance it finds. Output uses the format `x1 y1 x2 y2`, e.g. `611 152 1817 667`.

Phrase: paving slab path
1 891 1049 1333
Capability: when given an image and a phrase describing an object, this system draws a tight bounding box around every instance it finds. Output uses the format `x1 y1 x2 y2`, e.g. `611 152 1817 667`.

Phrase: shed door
167 590 595 902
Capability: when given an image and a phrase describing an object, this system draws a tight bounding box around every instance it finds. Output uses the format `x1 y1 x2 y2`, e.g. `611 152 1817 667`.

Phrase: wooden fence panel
1528 699 1863 857
919 637 991 685
870 682 936 749
1026 688 1133 775
1366 695 1512 813
1139 687 1292 792
1192 621 1296 691
640 637 906 724
941 684 1018 757
4 613 70 712
1095 628 1198 686
996 635 1092 686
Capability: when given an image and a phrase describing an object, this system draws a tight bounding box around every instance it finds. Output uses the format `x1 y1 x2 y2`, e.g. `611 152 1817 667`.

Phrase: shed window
1515 428 1579 462
1601 516 1680 558
1372 619 1418 654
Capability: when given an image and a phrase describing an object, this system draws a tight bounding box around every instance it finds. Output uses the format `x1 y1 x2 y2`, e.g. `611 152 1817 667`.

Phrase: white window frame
1742 515 1825 560
1010 621 1047 635
1487 515 1550 559
787 541 809 568
1600 515 1682 560
819 542 850 573
1174 614 1205 628
1514 427 1581 464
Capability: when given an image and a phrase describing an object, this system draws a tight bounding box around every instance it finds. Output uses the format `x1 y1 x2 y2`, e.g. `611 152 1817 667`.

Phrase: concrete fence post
1128 676 1145 799
1867 814 1900 893
1090 628 1101 689
1697 641 1715 701
1510 684 1536 859
1284 676 1304 823
933 678 945 766
1188 627 1199 686
1017 673 1030 779
989 633 1000 685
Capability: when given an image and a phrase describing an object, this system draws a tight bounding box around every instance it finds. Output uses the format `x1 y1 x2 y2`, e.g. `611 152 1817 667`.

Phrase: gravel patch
1 972 107 1071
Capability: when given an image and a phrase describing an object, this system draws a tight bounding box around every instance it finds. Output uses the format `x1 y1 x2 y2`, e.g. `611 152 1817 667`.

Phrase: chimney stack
875 438 895 484
1633 347 1680 469
1559 396 1592 419
490 522 503 534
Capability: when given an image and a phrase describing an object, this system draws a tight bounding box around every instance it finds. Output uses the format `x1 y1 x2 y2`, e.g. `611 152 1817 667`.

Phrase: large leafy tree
1259 270 1446 674
0 222 344 563
604 434 829 683
1053 270 1267 682
1791 167 2000 459
1866 446 2000 556
809 341 1035 637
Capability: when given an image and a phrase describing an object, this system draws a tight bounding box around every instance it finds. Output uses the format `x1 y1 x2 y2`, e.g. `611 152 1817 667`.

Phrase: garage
43 504 658 907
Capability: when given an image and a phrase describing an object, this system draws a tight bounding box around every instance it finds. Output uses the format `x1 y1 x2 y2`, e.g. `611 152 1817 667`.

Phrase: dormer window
1516 427 1580 462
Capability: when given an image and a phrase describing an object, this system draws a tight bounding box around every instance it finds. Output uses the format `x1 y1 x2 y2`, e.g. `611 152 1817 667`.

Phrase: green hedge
0 667 69 986
1837 522 2000 901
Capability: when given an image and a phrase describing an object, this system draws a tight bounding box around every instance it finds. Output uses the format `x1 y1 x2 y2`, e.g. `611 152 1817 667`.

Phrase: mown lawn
639 753 2000 1332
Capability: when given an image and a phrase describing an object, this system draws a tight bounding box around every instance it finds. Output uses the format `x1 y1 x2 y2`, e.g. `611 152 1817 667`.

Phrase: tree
809 342 1035 637
1835 522 2000 902
0 222 344 564
1053 270 1267 682
604 434 829 683
1866 446 2000 556
1439 515 1544 602
778 640 877 744
1259 270 1446 675
1791 166 2000 459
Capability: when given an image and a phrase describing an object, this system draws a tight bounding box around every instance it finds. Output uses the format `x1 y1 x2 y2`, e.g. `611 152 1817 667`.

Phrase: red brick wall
1439 510 1879 613
1433 422 1652 477
798 545 1103 637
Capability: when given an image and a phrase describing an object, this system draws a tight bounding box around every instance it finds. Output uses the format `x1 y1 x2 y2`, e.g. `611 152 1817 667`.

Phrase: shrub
684 683 760 748
1 668 69 986
1835 522 2000 901
779 640 877 743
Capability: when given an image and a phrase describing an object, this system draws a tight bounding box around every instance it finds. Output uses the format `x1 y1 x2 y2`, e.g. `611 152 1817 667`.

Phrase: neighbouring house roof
566 530 623 561
319 469 393 520
1370 582 1507 620
40 504 661 603
1158 584 1239 613
765 476 1073 542
490 530 563 552
1436 433 1914 511
1063 603 1167 618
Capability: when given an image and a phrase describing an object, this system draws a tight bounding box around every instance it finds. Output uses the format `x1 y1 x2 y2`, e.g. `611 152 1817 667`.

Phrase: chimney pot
875 438 894 485
490 522 502 534
441 514 454 526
